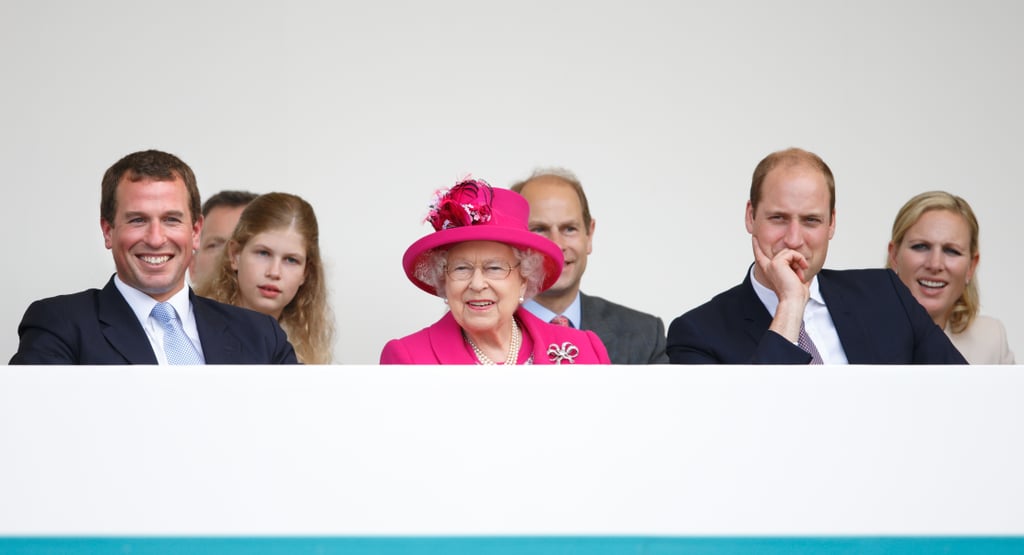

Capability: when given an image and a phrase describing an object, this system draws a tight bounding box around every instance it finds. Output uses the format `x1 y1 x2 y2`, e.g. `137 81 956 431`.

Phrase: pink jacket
380 308 611 365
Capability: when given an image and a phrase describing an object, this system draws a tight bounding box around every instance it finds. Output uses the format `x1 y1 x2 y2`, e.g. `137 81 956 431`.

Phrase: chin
547 279 575 295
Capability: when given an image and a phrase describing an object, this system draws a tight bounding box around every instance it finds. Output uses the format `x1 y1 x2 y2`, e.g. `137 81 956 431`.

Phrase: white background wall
4 365 1023 534
2 1 1021 364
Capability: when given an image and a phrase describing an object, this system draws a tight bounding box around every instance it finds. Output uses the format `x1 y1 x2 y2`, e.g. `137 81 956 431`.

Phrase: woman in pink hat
380 178 610 365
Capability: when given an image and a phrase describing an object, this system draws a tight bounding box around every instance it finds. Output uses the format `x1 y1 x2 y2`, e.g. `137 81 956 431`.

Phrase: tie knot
550 315 571 328
151 302 178 325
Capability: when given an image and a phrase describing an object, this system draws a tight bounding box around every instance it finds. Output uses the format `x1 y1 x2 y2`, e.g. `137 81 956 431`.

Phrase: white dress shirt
749 267 849 364
114 275 206 365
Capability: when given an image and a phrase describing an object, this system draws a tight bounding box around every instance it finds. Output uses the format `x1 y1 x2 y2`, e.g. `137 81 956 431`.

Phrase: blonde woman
888 191 1014 364
199 193 334 364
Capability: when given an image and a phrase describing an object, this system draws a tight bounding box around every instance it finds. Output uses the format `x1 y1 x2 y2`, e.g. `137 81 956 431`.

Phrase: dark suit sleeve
191 295 299 364
887 271 967 364
752 330 814 364
269 318 299 364
245 310 297 364
666 314 722 364
9 300 79 364
667 313 811 365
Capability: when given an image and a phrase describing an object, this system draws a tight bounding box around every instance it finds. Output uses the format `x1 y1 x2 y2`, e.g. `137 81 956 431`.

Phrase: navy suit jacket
10 277 298 365
667 268 966 364
579 292 668 364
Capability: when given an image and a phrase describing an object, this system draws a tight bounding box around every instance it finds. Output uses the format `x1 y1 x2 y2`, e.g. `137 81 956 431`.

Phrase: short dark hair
510 167 593 233
750 148 835 217
201 190 258 217
100 149 200 225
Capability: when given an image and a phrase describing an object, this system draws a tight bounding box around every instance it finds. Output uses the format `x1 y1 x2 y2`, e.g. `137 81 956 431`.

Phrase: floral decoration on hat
402 175 565 296
426 178 494 231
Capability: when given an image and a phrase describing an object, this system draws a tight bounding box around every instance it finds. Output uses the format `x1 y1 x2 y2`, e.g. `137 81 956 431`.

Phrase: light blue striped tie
151 302 204 365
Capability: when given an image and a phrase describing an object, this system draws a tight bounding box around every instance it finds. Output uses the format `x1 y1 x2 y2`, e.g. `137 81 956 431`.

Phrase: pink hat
403 178 564 296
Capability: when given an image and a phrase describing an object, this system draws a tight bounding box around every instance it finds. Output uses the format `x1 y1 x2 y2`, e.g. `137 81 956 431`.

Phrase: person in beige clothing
888 191 1015 364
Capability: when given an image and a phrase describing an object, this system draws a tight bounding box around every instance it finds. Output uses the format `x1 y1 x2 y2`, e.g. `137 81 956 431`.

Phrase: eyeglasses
446 261 521 281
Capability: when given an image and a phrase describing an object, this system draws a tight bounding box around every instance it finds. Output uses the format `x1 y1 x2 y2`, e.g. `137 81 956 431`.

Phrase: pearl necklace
466 318 522 365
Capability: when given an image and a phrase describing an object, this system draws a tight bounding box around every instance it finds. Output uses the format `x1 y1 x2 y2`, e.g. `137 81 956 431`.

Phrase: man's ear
586 218 596 254
744 201 755 234
101 218 114 250
192 215 204 252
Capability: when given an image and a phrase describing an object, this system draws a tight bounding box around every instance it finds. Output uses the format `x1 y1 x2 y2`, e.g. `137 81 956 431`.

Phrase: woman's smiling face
444 241 526 336
889 209 978 328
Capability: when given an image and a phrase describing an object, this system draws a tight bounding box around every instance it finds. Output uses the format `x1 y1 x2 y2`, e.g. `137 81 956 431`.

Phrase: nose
266 257 282 278
144 221 166 247
468 266 489 290
925 248 944 270
782 221 803 249
551 231 568 251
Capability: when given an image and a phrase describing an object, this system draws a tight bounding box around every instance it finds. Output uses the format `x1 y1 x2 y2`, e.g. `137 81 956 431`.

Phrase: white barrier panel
1 365 1022 535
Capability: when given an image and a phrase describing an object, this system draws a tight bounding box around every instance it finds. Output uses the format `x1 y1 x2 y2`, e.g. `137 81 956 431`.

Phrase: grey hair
415 246 548 299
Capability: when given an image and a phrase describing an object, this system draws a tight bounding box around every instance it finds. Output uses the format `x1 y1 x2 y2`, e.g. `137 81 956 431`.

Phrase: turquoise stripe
2 537 1023 555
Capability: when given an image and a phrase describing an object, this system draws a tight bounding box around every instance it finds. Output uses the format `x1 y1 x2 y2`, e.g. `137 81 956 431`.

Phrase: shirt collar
114 274 192 325
522 292 582 328
749 265 825 316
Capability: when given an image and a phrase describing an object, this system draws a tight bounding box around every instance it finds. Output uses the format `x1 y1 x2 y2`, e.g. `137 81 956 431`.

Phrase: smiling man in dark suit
667 147 965 365
512 169 668 364
10 149 297 365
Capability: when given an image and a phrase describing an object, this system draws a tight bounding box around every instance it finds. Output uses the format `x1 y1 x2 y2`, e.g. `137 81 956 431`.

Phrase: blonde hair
198 192 335 363
887 191 979 333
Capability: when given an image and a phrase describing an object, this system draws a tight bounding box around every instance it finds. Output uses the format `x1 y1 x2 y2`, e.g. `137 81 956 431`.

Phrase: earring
519 295 524 303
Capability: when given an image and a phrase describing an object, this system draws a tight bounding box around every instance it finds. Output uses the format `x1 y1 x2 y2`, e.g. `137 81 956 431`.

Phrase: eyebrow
251 242 307 256
122 210 187 219
908 237 968 247
529 218 579 227
449 258 512 264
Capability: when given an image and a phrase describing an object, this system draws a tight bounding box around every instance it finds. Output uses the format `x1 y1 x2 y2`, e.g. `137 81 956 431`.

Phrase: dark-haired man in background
189 189 257 290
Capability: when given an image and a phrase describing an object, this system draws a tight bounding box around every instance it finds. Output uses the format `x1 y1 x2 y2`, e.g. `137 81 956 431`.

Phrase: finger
784 253 810 283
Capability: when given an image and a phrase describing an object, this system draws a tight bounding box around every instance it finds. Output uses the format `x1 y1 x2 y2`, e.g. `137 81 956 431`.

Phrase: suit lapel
739 271 774 345
817 271 870 363
585 292 622 362
192 293 241 363
427 312 477 364
97 278 158 364
578 293 609 334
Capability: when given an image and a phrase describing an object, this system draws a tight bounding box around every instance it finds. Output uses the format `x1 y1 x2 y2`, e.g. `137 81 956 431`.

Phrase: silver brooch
547 342 579 364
